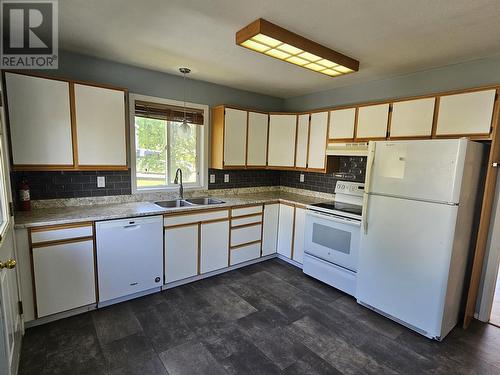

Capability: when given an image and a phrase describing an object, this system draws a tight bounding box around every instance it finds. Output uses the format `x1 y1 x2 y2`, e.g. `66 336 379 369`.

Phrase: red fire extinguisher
19 180 31 211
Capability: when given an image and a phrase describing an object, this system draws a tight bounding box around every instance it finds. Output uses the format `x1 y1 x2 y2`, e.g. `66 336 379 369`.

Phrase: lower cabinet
230 242 261 266
32 239 95 318
201 220 230 274
164 209 230 283
164 224 199 283
292 207 306 263
262 203 279 256
277 204 294 258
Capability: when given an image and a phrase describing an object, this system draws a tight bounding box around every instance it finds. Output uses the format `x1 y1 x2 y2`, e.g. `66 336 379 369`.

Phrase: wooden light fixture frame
236 18 359 73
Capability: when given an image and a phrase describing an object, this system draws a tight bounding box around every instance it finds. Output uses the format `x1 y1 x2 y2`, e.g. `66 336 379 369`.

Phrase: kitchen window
130 95 208 192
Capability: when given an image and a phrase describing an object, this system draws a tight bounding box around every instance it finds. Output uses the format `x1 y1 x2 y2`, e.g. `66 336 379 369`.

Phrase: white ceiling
59 0 500 98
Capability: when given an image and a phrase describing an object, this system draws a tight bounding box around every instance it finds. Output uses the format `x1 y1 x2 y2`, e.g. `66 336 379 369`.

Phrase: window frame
129 94 209 194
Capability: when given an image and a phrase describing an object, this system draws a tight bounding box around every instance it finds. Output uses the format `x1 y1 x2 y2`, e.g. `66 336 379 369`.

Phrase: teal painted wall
40 50 284 112
283 54 500 112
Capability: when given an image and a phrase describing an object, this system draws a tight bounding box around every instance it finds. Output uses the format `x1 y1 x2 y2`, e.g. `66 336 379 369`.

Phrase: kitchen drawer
231 205 263 217
231 224 262 247
164 209 229 227
230 242 261 266
30 223 93 244
231 214 262 227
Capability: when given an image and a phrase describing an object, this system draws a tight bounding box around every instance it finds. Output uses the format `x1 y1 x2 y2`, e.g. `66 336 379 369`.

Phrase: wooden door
247 111 268 167
292 207 306 263
307 112 328 170
33 240 96 317
295 114 309 169
277 204 294 258
5 72 74 167
262 204 279 256
74 84 127 167
390 98 435 138
200 220 229 273
356 104 389 140
436 90 496 136
223 108 247 167
329 108 356 141
164 224 198 283
268 114 297 167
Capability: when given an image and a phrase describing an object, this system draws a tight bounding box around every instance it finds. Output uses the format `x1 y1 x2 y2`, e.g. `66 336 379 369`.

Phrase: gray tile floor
18 259 500 374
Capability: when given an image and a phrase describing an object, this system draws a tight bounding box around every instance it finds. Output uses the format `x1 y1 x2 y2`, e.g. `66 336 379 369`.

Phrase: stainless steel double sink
154 197 225 208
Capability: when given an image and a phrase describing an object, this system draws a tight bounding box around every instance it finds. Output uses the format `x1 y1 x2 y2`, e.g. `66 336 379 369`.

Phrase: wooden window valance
135 100 204 125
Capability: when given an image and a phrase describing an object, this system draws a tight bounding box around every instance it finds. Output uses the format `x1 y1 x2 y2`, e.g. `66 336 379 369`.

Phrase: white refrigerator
357 138 484 340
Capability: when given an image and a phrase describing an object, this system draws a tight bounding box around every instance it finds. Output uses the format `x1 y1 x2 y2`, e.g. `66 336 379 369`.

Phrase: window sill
134 184 205 194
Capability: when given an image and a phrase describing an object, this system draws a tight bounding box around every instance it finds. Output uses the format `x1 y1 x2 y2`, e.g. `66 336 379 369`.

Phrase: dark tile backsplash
208 168 280 189
11 169 132 202
11 157 365 201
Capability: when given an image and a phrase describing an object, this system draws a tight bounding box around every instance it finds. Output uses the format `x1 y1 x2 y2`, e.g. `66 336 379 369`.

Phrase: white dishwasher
96 215 163 305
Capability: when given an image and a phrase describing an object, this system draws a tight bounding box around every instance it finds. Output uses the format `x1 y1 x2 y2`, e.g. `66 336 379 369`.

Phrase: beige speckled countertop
14 191 331 229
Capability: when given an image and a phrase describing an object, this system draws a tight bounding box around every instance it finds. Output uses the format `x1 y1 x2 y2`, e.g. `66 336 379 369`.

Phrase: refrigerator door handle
362 193 369 234
365 142 376 193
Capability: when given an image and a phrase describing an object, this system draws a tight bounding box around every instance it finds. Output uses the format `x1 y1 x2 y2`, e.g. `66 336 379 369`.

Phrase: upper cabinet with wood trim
247 111 268 167
210 106 268 169
436 90 497 136
356 104 390 140
74 84 127 167
3 72 128 171
5 73 74 167
390 98 435 138
307 111 328 170
329 108 356 141
223 108 247 167
295 114 309 169
268 114 297 168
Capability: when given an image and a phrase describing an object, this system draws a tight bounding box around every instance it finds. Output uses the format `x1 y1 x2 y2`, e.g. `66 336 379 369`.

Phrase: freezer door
366 139 467 204
357 194 458 339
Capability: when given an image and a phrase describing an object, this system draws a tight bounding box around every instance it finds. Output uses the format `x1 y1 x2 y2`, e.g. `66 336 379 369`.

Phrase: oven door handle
306 211 361 227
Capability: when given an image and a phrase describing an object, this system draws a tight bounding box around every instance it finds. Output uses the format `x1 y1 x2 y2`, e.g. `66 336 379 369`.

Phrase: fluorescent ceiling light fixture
236 18 359 77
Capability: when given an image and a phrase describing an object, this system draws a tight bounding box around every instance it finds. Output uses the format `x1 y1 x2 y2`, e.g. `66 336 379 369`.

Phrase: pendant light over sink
179 67 191 133
236 18 359 77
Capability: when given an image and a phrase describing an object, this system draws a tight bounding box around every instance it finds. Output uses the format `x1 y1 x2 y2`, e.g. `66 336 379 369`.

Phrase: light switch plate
224 174 229 183
300 174 305 182
97 176 105 188
209 174 216 184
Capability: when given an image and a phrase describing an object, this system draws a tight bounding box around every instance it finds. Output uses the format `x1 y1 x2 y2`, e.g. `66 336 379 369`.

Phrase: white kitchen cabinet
295 114 309 169
292 207 306 264
356 104 389 140
224 108 247 166
390 98 435 138
307 112 328 170
436 90 496 136
200 220 229 273
5 72 74 166
268 114 297 167
277 204 295 258
164 224 198 283
247 111 268 166
33 240 95 318
329 108 356 140
262 203 279 256
230 242 261 266
74 84 127 166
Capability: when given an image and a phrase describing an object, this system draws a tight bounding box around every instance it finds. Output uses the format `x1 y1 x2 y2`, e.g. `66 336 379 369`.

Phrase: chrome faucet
174 168 183 199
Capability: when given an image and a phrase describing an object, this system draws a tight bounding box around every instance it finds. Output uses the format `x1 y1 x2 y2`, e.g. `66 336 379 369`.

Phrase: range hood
326 142 369 156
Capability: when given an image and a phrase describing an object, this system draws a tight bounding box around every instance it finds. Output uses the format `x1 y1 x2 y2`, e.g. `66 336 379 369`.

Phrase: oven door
304 210 361 272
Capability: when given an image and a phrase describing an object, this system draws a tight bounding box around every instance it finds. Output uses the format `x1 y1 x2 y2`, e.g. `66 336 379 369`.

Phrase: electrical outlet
224 174 229 183
97 176 105 188
300 174 305 182
209 174 216 184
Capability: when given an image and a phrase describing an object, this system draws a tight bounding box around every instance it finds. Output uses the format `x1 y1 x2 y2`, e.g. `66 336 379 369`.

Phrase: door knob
0 259 16 269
